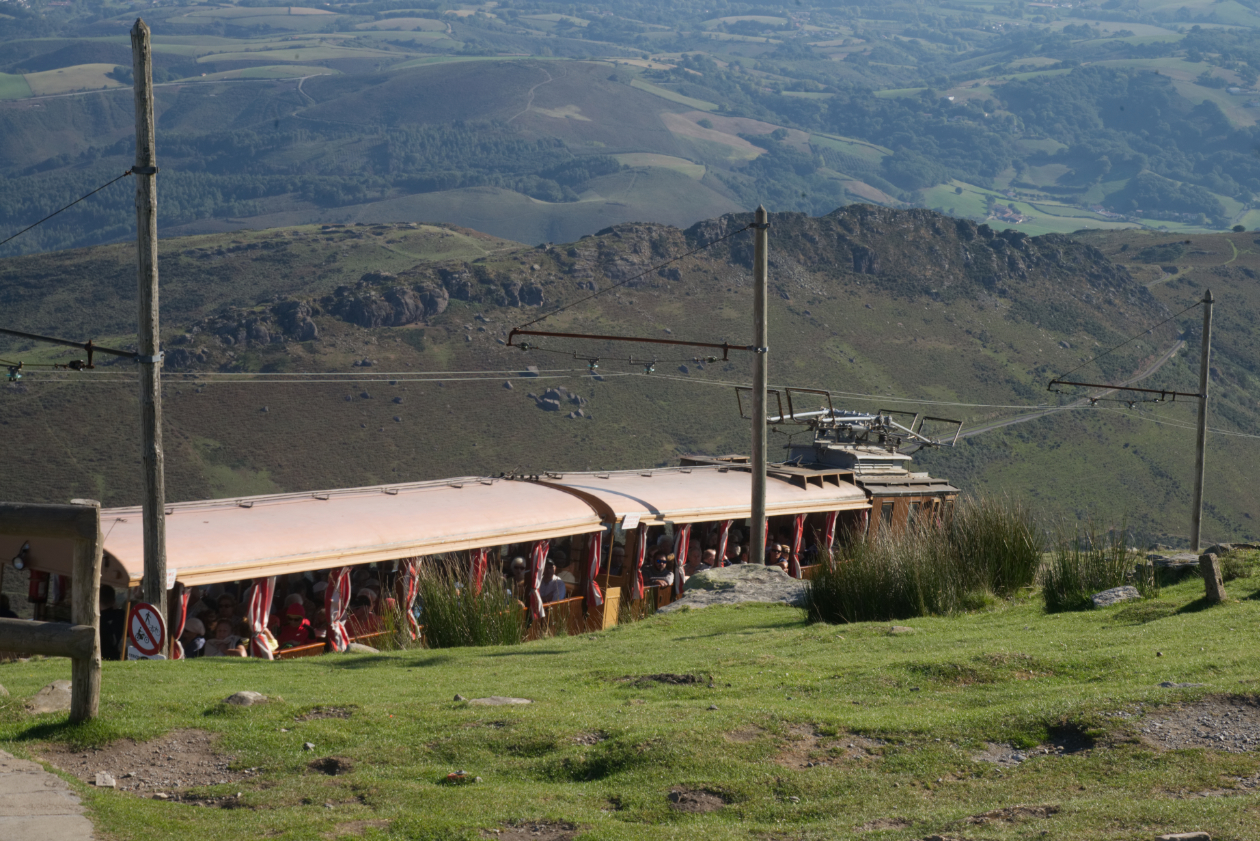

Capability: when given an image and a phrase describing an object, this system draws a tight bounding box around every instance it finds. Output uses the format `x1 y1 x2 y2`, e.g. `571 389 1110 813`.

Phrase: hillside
3 204 1255 544
6 1 1260 260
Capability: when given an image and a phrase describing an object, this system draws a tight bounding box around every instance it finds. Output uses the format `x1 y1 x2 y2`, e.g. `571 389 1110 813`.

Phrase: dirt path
507 68 554 123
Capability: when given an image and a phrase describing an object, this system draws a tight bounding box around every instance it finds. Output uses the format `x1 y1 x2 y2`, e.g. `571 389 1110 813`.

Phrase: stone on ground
25 681 72 714
659 564 807 612
224 691 267 707
468 696 532 706
1091 586 1141 608
94 772 115 788
0 684 7 697
1156 833 1210 841
346 642 379 654
1200 553 1227 603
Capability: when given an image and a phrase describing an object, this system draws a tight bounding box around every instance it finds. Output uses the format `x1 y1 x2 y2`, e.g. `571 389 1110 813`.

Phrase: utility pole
1190 289 1214 551
132 19 167 642
750 206 769 568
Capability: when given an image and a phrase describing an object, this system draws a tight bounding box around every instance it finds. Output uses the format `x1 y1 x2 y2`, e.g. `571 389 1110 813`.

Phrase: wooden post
70 500 102 723
131 19 168 640
1190 289 1213 552
750 206 769 568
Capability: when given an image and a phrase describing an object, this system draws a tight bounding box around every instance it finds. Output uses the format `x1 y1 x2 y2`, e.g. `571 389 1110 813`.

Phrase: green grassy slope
3 205 1256 543
5 566 1260 840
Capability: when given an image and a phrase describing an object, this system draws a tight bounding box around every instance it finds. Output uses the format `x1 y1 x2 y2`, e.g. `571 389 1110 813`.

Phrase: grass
23 64 126 96
1042 523 1157 613
805 495 1042 623
3 568 1260 840
413 561 525 649
0 72 32 99
629 78 718 111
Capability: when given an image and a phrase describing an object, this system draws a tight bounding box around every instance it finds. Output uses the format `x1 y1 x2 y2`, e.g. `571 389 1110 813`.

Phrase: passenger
509 557 529 596
539 561 568 604
0 594 16 619
347 593 381 637
684 545 705 577
645 551 675 587
204 618 247 657
216 593 238 622
608 546 625 576
701 548 719 570
766 544 789 573
180 617 206 658
98 584 126 661
279 603 313 649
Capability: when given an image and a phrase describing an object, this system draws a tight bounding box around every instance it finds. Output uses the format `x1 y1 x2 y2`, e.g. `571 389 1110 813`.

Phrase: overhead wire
1054 300 1201 382
0 169 135 251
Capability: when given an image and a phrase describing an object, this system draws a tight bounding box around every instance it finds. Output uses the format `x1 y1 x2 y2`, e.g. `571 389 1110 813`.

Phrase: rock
303 742 316 752
888 626 915 635
224 691 268 707
503 381 513 389
1201 554 1227 603
393 416 403 423
1091 585 1141 608
678 365 690 374
26 680 72 714
708 705 719 710
0 684 7 697
346 643 379 654
360 391 371 399
1158 682 1205 688
467 696 532 706
95 771 116 788
523 366 539 377
659 565 807 612
1156 833 1211 841
392 396 404 404
1205 543 1233 556
454 694 467 702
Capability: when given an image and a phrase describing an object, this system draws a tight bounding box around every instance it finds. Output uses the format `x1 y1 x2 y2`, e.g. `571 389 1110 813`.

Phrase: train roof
97 477 602 587
539 465 868 527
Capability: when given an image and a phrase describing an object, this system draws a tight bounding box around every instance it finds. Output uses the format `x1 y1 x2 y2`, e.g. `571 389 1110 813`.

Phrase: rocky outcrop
658 564 807 612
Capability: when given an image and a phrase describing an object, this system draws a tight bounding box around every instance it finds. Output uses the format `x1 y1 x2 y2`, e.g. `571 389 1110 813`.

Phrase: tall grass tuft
805 495 1044 624
413 559 525 648
1041 523 1155 612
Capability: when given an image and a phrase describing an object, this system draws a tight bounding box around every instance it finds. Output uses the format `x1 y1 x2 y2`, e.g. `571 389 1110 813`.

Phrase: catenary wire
1054 300 1202 382
0 169 134 250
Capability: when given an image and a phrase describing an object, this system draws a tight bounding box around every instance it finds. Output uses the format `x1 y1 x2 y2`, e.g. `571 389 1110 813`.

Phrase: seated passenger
701 548 720 570
279 603 313 649
204 618 247 657
645 551 674 587
684 545 705 577
539 561 568 604
347 594 381 637
607 546 625 577
180 617 206 659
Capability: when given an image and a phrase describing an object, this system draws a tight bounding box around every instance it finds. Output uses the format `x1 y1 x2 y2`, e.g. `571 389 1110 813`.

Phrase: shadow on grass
483 648 569 658
1110 601 1179 625
323 653 452 669
8 717 134 750
1176 596 1222 615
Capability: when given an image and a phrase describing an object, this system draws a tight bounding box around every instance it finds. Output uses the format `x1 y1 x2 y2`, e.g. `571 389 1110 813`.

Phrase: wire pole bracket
507 328 757 362
1047 379 1202 401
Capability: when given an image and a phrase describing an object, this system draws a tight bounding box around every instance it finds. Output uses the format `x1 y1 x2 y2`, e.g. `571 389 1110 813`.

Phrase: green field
630 78 718 111
4 562 1260 840
0 72 31 99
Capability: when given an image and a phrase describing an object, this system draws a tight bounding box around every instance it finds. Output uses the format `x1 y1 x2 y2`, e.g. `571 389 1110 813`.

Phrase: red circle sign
128 602 166 657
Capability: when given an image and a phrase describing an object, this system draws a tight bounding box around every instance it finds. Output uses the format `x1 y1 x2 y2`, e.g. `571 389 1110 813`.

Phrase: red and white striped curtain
822 511 840 557
470 547 489 595
528 540 549 621
672 523 691 597
716 520 733 566
171 586 189 660
584 531 604 610
788 513 805 579
630 522 647 600
325 567 352 652
248 576 277 659
398 559 421 641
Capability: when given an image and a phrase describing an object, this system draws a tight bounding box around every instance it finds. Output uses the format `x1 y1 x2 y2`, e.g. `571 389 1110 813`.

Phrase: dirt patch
1140 695 1260 753
857 817 911 832
163 791 251 809
965 804 1058 825
297 705 355 721
775 724 884 769
328 819 390 838
572 731 608 746
620 673 701 687
309 756 354 776
485 820 578 840
38 729 252 794
725 726 761 744
668 787 728 813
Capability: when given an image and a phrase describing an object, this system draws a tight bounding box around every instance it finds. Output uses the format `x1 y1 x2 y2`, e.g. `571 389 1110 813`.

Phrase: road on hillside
961 339 1187 439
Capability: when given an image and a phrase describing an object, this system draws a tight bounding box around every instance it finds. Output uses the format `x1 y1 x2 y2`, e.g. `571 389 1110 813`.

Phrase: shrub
805 495 1043 623
1040 523 1155 612
414 559 524 648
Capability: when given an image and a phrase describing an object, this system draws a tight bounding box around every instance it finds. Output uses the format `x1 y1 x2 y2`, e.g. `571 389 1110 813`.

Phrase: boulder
346 643 379 654
659 565 807 612
1200 553 1227 603
95 771 116 788
224 691 268 707
1091 586 1141 608
26 680 72 714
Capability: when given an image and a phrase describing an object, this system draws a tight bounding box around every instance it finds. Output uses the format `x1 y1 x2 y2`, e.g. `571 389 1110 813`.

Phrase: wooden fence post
70 501 102 723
